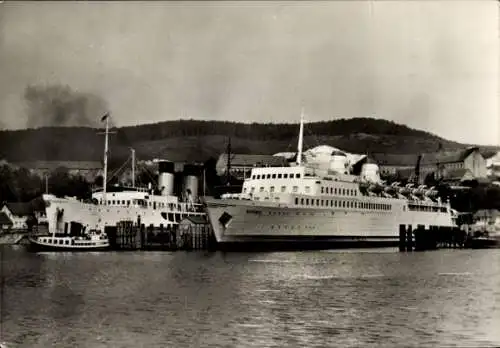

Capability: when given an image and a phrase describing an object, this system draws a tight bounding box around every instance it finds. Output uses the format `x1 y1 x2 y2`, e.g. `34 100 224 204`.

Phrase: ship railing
408 198 438 205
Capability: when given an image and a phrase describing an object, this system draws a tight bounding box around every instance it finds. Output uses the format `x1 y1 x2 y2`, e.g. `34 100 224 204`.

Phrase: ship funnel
328 150 348 174
158 161 175 196
360 159 381 183
183 164 200 202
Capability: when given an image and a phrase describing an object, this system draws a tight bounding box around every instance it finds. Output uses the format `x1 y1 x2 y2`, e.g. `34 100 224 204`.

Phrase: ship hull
26 238 111 252
204 197 454 251
215 236 398 251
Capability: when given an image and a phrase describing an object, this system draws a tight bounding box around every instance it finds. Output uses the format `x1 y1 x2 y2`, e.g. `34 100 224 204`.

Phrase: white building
1 203 32 230
485 151 500 180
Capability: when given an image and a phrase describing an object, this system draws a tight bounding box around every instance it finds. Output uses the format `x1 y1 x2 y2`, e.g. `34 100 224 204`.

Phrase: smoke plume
24 84 108 128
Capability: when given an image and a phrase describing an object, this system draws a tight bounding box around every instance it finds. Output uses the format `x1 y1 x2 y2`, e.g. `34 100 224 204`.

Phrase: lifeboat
399 183 414 196
412 185 428 197
424 186 439 197
368 183 384 194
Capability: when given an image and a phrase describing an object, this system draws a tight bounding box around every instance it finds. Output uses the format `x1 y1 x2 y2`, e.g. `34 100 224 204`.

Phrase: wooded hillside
0 118 488 164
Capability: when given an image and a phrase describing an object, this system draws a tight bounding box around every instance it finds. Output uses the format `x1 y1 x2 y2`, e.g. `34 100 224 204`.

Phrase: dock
399 224 498 251
106 216 216 251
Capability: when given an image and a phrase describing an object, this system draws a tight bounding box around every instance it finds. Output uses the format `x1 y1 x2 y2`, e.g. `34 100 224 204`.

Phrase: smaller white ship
41 113 206 238
27 227 110 252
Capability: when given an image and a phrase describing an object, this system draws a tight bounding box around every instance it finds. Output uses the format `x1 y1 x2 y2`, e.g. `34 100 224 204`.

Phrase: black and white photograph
0 0 499 347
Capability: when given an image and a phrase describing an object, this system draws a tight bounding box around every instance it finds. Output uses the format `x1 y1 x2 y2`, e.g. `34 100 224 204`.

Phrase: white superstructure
204 110 456 250
42 115 205 236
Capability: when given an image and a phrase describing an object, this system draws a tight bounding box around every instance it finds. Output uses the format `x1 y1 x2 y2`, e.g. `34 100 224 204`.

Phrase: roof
480 149 499 159
370 153 418 167
442 168 474 182
13 161 103 171
420 147 480 166
180 216 208 225
372 147 481 167
0 212 13 226
3 202 33 216
331 150 347 157
217 154 289 168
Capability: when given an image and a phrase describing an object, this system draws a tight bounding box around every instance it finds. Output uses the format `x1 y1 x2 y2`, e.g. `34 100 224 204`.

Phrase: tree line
0 158 223 203
0 118 469 164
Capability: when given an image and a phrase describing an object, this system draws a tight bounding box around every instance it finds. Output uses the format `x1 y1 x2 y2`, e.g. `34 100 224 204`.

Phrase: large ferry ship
203 111 457 250
42 114 205 237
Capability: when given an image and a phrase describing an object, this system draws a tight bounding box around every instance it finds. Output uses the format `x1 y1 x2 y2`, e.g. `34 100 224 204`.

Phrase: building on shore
1 202 32 230
483 150 500 180
372 147 487 185
0 212 13 232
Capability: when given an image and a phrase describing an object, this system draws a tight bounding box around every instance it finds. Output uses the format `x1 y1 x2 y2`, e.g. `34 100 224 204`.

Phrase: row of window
270 224 318 230
40 238 100 246
99 200 199 211
244 185 358 196
294 197 393 211
408 205 448 213
251 173 301 180
245 186 299 194
268 211 316 216
100 199 169 208
321 186 357 196
41 238 70 245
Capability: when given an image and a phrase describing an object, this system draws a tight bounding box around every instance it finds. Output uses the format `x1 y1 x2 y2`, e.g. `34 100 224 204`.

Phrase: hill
0 118 493 165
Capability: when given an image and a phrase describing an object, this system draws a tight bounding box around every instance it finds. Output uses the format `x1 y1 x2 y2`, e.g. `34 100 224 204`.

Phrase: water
1 246 500 347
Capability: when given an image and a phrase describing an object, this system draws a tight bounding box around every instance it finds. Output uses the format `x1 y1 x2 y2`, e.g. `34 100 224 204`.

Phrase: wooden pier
398 224 488 251
106 216 216 251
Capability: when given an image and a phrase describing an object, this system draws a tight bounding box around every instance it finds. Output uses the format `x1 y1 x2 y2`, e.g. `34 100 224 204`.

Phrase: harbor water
1 246 500 347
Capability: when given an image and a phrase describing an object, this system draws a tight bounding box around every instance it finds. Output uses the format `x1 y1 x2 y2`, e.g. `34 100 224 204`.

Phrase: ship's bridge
248 166 305 181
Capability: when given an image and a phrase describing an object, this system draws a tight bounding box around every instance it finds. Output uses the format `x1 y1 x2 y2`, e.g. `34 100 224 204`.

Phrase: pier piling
399 224 471 252
111 216 213 251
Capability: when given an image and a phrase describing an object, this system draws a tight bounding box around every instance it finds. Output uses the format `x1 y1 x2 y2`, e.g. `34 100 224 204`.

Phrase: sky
0 0 498 145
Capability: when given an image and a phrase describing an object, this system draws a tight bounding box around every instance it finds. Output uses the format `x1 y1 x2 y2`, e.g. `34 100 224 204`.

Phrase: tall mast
102 113 110 206
131 148 136 187
296 107 305 166
203 167 206 196
226 137 231 186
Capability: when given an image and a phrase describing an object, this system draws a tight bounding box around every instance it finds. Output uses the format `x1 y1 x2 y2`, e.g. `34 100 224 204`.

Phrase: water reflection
0 247 499 347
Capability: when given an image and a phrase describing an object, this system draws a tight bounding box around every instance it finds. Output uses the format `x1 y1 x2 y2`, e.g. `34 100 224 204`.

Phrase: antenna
296 107 305 166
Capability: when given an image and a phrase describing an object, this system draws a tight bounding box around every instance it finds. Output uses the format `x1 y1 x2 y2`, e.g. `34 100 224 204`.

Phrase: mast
296 107 305 166
101 113 110 206
203 167 207 196
226 137 231 186
131 148 136 187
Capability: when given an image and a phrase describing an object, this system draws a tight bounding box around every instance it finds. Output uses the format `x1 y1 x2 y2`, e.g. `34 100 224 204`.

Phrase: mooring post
399 225 406 252
406 225 413 251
